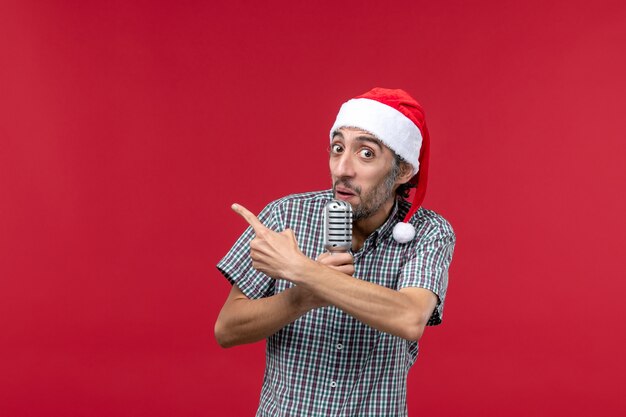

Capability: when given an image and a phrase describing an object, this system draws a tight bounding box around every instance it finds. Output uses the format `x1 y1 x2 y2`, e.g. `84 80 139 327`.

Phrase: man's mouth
335 185 357 198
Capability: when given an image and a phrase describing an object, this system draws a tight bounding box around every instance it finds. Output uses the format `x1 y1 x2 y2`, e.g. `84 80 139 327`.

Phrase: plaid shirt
217 190 455 417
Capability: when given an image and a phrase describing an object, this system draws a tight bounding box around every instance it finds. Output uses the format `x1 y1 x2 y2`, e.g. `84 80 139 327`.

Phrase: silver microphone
323 199 353 253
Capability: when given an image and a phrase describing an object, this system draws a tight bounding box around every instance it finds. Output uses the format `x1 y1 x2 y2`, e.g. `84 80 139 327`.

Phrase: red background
1 1 625 416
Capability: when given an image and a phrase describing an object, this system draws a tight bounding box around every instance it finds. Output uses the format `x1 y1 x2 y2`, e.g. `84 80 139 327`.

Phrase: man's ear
396 162 415 186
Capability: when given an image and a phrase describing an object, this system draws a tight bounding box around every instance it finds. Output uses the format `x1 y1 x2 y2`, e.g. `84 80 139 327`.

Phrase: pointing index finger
231 203 269 233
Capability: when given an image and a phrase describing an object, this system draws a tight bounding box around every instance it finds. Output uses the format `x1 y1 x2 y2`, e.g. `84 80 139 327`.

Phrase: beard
333 164 400 220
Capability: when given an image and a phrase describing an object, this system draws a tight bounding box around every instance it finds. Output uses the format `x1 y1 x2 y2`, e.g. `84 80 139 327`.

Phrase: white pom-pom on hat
392 222 416 243
330 88 431 244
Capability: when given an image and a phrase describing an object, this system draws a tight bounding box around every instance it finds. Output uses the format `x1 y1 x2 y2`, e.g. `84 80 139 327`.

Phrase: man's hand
316 251 355 276
232 203 310 280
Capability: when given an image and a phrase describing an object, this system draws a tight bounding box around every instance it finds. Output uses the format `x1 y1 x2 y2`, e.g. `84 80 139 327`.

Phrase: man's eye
331 144 343 153
359 149 374 158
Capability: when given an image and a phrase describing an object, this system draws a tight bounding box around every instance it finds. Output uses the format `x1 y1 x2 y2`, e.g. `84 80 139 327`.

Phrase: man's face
330 128 401 220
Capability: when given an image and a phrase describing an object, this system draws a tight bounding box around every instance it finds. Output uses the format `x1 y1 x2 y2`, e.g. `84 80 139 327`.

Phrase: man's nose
334 153 356 178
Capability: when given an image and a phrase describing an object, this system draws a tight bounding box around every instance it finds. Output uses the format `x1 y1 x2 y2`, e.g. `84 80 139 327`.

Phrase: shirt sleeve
397 225 456 326
216 201 284 299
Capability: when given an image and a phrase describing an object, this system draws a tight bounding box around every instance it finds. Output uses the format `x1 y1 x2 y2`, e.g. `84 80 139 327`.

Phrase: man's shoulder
412 206 456 242
266 189 333 209
260 190 333 219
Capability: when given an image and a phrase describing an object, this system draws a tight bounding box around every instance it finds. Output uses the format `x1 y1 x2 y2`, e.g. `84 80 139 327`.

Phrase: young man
215 88 456 416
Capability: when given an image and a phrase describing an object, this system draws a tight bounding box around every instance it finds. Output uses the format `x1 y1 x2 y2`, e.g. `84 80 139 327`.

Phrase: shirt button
336 343 343 350
330 381 337 388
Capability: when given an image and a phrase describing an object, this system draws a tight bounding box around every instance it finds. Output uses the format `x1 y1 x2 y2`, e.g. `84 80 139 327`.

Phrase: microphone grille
323 199 353 252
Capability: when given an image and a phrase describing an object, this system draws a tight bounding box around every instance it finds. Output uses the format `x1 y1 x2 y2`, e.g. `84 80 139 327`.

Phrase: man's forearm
290 258 436 341
214 285 316 348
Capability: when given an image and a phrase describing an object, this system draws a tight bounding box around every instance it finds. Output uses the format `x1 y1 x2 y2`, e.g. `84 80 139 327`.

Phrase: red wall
1 1 625 415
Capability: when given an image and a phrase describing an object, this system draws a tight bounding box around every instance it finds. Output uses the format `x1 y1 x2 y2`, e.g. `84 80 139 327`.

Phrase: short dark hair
391 152 416 199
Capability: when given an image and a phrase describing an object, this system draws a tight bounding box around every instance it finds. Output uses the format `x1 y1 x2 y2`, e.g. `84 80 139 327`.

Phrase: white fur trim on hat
330 98 422 176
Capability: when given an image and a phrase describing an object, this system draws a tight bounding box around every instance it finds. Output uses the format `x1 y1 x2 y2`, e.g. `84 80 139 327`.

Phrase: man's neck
351 198 396 252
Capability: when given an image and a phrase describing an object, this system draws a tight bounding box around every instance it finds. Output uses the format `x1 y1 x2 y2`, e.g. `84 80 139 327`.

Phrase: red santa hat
330 87 430 243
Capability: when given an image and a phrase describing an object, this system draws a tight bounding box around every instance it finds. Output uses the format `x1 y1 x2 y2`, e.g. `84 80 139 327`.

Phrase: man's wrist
284 256 319 285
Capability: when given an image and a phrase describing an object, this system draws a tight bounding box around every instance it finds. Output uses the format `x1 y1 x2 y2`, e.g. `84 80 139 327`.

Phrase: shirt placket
317 302 346 416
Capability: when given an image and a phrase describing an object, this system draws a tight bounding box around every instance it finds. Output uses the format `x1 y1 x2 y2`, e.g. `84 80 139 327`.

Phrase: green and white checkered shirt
217 190 455 417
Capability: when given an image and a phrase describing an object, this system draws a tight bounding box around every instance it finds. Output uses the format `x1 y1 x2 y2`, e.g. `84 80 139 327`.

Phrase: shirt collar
366 197 412 247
